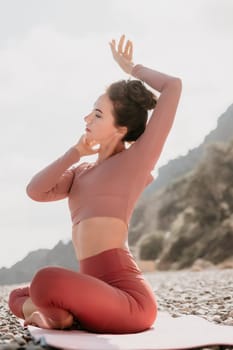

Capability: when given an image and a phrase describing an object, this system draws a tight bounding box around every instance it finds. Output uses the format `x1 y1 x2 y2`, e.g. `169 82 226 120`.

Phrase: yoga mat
25 312 233 350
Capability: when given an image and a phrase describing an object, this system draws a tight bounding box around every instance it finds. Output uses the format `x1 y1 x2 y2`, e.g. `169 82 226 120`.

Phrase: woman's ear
116 126 128 138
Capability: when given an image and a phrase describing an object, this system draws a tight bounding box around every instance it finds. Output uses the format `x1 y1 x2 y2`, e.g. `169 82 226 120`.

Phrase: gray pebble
212 315 222 322
0 334 14 340
13 335 26 345
223 318 233 326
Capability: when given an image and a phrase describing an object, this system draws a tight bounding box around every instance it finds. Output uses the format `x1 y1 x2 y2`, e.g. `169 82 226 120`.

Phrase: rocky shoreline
0 268 232 350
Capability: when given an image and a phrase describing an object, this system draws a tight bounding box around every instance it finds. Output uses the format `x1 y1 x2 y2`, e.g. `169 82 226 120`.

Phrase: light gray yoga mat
25 312 233 350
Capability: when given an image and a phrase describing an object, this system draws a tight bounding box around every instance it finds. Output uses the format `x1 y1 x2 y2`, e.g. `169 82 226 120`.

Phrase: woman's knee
30 266 66 305
8 287 30 319
31 266 56 285
143 299 158 329
134 297 158 332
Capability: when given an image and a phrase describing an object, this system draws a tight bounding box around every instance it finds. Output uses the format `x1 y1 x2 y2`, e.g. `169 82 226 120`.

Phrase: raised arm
129 64 182 171
110 35 182 172
26 147 81 202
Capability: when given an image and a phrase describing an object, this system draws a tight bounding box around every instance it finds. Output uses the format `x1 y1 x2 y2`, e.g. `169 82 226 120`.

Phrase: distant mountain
143 103 233 195
0 240 78 285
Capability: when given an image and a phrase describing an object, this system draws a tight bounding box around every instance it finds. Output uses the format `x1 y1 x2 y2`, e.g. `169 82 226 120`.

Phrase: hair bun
126 80 157 110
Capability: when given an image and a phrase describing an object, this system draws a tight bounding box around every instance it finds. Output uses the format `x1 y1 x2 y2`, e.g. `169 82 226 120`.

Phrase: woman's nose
84 115 89 123
84 113 92 123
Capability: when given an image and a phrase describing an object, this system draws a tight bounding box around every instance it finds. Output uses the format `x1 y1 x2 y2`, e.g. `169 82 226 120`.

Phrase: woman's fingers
116 35 131 57
124 40 130 56
109 40 117 58
86 136 100 151
115 36 133 54
110 35 134 74
127 41 133 61
110 37 133 58
124 40 133 60
118 34 125 53
109 39 116 50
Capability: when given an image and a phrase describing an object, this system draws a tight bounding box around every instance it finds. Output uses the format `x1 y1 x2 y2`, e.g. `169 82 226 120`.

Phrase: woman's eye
95 114 101 118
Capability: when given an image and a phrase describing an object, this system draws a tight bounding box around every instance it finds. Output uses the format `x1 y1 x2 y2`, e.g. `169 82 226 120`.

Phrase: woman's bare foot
22 298 37 319
24 311 74 329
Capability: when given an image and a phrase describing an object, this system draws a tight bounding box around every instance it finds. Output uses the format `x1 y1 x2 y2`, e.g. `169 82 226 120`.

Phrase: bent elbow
26 185 35 200
168 77 182 100
164 77 182 96
171 77 182 91
26 183 32 197
26 183 41 201
176 77 182 91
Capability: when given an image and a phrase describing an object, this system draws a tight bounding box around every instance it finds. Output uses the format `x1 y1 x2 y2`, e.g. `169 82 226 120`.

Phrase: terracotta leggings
8 248 157 334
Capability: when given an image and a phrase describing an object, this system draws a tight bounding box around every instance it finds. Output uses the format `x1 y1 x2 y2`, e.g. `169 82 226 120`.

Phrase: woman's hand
74 134 100 157
109 34 134 74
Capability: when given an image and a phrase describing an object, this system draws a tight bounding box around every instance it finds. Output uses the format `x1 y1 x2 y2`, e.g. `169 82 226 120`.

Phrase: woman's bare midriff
72 217 129 261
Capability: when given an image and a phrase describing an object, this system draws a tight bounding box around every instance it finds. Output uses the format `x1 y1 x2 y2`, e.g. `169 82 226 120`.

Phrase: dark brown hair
107 79 157 142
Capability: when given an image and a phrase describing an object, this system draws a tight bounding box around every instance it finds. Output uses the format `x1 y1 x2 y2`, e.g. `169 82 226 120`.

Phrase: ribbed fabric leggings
8 248 157 334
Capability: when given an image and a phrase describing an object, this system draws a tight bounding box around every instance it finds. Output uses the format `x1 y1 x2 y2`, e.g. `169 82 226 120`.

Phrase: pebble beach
0 268 232 350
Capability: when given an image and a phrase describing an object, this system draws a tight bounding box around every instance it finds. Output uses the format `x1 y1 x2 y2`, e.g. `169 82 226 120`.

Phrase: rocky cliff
129 103 233 246
143 103 233 196
133 138 233 269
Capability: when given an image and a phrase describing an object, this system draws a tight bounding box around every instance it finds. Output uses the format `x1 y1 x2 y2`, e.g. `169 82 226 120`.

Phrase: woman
8 35 182 334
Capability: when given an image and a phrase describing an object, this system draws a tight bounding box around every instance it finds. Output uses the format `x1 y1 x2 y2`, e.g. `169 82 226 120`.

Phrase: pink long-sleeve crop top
26 65 182 228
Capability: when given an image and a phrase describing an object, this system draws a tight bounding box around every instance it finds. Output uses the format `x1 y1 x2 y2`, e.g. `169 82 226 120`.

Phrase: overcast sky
0 0 232 268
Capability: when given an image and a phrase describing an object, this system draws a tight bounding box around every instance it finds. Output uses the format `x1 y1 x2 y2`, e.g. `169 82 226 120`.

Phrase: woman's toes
24 310 74 330
24 311 53 329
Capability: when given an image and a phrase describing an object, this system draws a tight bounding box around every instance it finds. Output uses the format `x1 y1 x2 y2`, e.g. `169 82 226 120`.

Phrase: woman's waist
72 216 129 260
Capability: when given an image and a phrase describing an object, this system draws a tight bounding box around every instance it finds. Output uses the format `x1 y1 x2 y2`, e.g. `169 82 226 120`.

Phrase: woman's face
84 93 124 144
